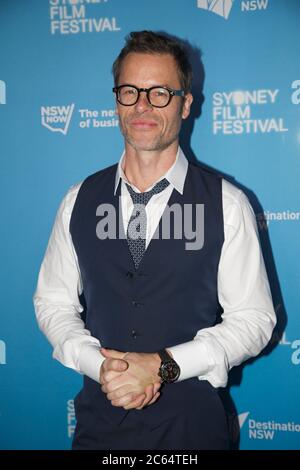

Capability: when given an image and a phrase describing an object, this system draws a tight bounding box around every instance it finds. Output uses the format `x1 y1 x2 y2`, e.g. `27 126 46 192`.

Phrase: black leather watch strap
158 349 172 362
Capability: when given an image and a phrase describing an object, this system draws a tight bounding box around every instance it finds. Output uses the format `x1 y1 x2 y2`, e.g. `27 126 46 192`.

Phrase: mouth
129 120 158 129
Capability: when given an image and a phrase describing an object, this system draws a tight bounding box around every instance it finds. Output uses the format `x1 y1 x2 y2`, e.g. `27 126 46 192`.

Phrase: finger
101 377 122 395
100 369 122 385
101 369 123 386
122 394 146 410
147 391 160 406
136 383 154 409
103 358 128 374
111 392 145 408
106 383 134 400
136 384 156 410
102 369 136 395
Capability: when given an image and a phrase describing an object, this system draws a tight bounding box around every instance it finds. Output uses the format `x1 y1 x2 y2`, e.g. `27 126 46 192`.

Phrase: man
34 31 276 450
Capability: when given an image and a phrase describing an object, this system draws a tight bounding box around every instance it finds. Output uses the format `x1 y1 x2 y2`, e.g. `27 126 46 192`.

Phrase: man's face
115 52 193 153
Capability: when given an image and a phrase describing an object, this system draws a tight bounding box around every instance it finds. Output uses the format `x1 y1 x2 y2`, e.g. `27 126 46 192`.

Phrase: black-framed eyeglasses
112 84 185 108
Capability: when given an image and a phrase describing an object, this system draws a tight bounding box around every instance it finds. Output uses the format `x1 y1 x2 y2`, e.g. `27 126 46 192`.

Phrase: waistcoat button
132 300 143 307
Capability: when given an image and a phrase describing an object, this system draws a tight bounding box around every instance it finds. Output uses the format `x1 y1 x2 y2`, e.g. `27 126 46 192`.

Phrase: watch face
161 361 180 383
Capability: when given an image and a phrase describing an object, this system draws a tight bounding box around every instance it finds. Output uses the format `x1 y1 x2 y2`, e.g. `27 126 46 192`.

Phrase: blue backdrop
0 0 299 450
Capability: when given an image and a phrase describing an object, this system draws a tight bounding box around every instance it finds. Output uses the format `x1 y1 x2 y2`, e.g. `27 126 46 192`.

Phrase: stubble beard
119 116 181 153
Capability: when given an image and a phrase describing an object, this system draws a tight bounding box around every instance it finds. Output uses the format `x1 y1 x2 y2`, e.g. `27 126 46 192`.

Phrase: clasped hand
99 348 162 410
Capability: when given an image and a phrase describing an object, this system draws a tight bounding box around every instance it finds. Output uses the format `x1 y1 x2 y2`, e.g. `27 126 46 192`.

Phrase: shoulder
62 163 118 213
188 163 224 200
222 178 244 206
57 181 83 219
221 178 256 230
82 163 118 186
189 162 222 182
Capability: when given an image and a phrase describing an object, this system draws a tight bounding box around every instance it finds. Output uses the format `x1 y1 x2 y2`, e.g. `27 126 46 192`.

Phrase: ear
181 93 193 120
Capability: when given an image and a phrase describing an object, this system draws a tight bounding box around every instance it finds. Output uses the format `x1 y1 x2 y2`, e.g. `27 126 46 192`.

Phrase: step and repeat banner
0 0 299 450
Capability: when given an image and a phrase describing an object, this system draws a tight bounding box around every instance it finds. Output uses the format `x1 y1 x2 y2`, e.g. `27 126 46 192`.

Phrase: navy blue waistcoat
70 162 225 437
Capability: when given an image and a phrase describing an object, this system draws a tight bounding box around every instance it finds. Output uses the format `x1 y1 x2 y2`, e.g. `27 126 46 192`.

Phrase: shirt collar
114 147 188 195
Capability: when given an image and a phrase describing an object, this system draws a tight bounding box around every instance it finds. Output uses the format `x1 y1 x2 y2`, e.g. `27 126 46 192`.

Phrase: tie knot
126 178 170 206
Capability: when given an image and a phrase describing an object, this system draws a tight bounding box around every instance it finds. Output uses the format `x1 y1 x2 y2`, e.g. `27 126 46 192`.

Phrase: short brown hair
112 31 193 93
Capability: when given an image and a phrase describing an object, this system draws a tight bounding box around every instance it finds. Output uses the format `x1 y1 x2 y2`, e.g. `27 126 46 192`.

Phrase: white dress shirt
33 148 276 387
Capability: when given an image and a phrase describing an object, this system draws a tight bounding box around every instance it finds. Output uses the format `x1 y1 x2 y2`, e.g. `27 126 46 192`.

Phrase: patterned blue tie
126 178 170 269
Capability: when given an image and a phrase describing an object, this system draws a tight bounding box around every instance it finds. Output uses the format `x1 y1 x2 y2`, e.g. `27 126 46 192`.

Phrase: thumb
101 348 128 372
100 347 126 359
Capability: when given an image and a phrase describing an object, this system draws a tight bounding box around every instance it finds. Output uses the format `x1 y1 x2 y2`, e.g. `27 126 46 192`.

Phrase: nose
135 90 152 112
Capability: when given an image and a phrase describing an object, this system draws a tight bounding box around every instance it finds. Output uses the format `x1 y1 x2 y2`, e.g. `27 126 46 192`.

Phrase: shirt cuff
168 340 213 382
78 343 105 383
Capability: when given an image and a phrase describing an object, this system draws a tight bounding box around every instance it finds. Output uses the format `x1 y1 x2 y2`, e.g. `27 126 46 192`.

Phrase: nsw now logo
41 104 75 135
197 0 234 20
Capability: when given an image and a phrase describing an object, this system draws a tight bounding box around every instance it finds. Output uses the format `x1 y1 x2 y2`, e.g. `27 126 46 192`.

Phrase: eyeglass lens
117 86 170 107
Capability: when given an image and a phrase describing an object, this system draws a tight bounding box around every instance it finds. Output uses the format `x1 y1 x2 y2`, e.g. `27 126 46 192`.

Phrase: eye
152 88 169 97
120 87 137 96
125 88 136 95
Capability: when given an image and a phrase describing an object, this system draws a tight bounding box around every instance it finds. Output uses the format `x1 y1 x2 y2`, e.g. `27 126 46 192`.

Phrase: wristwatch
157 349 180 383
